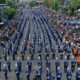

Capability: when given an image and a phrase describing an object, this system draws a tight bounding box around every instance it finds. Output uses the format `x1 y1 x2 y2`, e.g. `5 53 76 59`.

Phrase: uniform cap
38 56 40 60
3 64 6 67
17 57 20 60
7 57 10 60
67 67 70 71
57 67 60 70
27 57 30 60
78 68 80 70
65 56 67 59
47 67 49 71
56 57 58 60
15 63 17 67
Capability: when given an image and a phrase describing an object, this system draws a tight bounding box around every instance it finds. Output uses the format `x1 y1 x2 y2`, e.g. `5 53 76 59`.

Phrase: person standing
27 57 32 73
71 56 76 72
25 69 30 80
76 68 80 80
36 68 41 80
7 57 11 72
15 63 20 80
3 64 8 80
56 69 62 80
0 57 2 71
64 56 69 72
66 68 72 80
17 57 22 72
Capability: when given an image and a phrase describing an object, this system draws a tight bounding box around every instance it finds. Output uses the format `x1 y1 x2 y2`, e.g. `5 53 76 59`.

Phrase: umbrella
76 56 80 63
70 21 80 25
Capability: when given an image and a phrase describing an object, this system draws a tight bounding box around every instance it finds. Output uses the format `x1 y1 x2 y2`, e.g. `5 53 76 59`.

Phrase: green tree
5 0 18 8
69 0 80 10
44 0 59 10
0 0 5 4
3 7 16 19
29 1 37 7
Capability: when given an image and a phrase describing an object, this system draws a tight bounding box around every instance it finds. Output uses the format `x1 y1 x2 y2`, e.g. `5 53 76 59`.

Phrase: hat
27 57 30 60
17 57 20 60
67 67 70 71
56 57 58 60
3 64 6 67
57 67 60 70
64 56 67 59
26 65 28 68
78 68 80 71
15 63 17 67
38 56 40 60
7 57 10 60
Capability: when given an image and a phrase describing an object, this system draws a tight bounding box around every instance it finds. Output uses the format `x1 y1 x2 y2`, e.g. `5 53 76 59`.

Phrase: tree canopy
44 0 80 14
0 0 5 4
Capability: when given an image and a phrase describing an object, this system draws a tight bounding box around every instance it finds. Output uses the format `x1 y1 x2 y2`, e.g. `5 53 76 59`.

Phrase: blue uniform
0 58 2 71
3 67 8 79
25 69 30 80
55 61 60 72
76 70 80 80
17 60 22 72
56 71 62 80
64 60 68 72
66 71 72 80
15 67 20 80
71 60 76 72
46 61 51 68
27 60 32 73
7 59 11 72
3 48 7 60
38 61 42 66
36 69 41 80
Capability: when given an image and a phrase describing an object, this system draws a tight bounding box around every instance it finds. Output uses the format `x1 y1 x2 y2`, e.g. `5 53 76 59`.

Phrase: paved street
0 7 77 80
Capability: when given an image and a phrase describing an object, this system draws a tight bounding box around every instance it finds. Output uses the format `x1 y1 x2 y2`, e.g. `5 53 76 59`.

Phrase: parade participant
58 45 64 60
47 75 55 80
7 57 11 72
76 68 80 80
12 47 15 60
36 68 41 80
64 56 69 72
38 55 42 70
3 47 7 61
51 52 55 59
50 76 55 80
46 60 51 68
29 44 34 60
0 57 2 71
17 57 22 72
25 69 30 80
56 67 62 80
46 67 52 80
15 63 20 80
71 56 76 72
66 68 72 80
27 57 32 73
3 64 8 80
21 52 25 60
55 57 60 72
45 53 48 61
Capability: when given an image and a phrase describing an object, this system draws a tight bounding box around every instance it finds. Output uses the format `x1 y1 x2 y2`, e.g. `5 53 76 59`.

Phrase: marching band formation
0 7 80 80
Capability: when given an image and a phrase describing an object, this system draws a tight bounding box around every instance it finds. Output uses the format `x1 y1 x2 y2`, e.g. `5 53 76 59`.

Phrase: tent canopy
70 21 80 25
